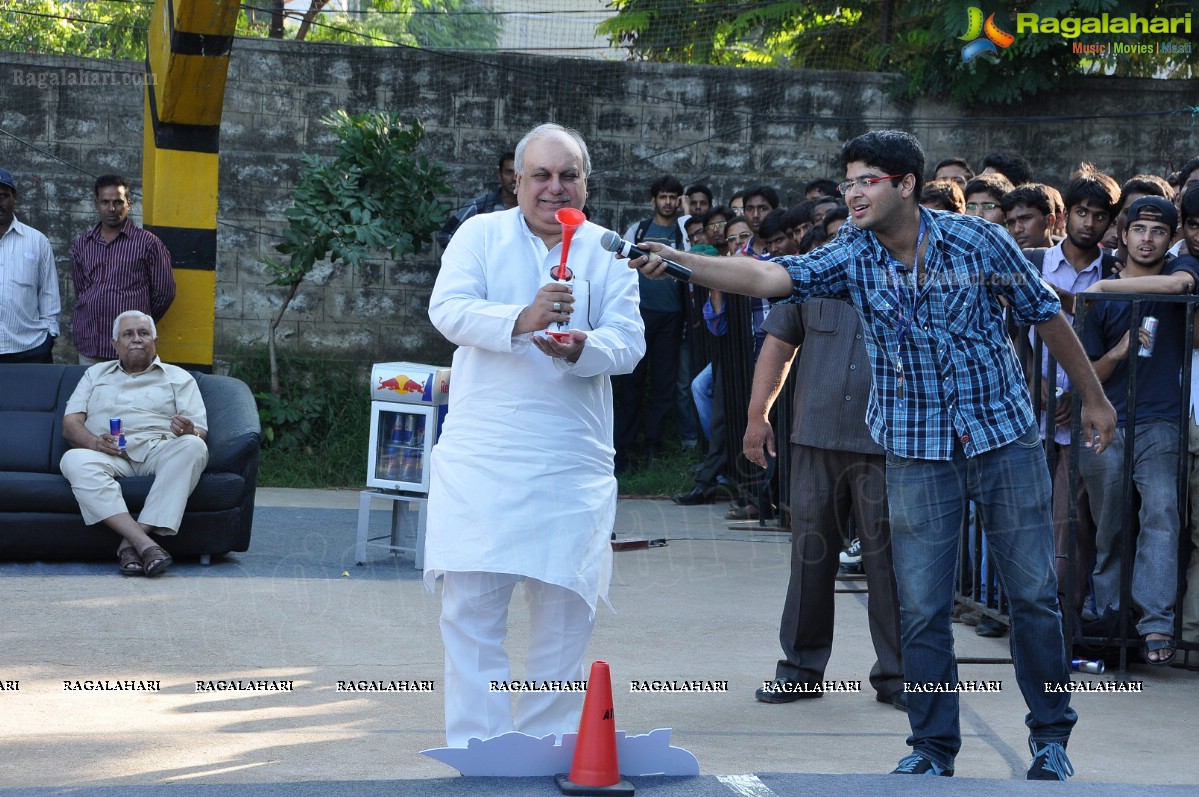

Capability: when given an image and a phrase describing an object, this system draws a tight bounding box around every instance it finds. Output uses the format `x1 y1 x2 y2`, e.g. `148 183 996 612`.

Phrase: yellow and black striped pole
142 0 240 370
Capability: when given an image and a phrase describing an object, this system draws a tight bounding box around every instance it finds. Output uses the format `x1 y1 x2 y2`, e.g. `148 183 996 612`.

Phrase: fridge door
367 403 435 492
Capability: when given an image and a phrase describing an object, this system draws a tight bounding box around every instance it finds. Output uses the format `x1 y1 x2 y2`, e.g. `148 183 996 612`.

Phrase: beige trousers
60 435 209 533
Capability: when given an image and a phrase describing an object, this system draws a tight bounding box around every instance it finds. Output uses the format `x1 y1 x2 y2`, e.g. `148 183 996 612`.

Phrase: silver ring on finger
553 302 562 313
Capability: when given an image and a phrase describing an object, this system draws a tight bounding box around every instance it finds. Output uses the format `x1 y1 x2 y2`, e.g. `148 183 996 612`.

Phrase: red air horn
553 207 585 280
548 208 585 342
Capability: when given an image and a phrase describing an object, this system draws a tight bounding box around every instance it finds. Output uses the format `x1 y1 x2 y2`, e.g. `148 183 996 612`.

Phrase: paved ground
0 488 1195 793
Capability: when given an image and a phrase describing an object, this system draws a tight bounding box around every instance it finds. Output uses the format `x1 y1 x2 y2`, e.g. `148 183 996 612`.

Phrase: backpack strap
1100 250 1116 279
1022 247 1048 271
633 218 652 246
632 218 683 249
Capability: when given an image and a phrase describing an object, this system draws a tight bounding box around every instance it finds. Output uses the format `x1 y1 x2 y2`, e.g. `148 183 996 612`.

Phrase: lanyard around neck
886 217 927 350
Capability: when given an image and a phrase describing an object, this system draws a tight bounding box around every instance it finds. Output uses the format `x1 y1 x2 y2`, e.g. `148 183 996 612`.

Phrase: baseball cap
1125 195 1177 233
0 168 14 192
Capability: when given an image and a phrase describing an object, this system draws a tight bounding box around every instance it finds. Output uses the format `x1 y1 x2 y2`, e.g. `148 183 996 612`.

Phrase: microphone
600 230 691 282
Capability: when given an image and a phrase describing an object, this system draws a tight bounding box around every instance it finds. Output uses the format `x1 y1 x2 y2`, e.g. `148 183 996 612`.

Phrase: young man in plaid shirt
630 130 1118 781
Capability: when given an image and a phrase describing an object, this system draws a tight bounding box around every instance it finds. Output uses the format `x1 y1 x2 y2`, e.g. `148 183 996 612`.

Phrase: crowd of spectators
608 154 1199 669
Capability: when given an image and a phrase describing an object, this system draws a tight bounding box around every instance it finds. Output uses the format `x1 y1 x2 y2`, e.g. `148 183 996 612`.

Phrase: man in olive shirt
744 299 904 708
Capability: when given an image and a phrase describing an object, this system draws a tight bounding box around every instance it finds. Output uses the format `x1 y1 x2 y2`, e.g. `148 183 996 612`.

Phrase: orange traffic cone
555 660 634 795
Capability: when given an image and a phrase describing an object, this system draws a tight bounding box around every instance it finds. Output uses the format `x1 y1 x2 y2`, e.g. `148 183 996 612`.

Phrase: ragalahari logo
960 7 1015 63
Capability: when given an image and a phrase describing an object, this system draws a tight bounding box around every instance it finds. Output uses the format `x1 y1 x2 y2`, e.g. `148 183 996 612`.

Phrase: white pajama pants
439 571 595 747
60 435 209 534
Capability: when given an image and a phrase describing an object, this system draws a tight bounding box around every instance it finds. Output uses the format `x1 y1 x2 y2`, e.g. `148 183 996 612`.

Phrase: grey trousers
773 444 903 695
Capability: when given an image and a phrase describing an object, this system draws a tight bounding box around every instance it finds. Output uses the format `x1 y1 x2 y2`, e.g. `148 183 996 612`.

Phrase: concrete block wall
1 43 1196 365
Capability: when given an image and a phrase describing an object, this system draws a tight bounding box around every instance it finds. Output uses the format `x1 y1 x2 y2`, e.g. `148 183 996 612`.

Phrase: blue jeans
1077 421 1180 636
691 363 714 442
887 425 1075 769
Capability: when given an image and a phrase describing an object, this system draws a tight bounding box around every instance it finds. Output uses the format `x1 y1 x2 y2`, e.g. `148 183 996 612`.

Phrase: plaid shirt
774 207 1060 460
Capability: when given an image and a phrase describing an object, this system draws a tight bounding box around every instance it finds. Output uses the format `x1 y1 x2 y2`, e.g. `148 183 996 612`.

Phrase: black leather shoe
754 677 824 703
876 690 908 712
672 485 715 505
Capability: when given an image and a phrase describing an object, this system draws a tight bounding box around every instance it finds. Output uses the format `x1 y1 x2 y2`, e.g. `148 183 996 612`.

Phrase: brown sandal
140 545 173 577
118 546 144 576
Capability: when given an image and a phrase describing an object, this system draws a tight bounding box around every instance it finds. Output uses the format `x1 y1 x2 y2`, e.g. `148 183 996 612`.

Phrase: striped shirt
1038 244 1105 444
774 207 1060 460
0 216 60 354
70 220 174 359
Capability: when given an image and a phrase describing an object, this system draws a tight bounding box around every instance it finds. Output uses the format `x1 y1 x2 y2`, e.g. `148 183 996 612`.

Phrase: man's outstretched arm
629 242 793 298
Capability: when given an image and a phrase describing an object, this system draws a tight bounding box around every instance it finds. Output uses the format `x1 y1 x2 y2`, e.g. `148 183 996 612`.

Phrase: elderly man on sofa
61 310 208 576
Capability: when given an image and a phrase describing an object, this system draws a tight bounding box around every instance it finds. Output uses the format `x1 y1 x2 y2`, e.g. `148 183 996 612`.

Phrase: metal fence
702 287 1199 672
972 290 1197 672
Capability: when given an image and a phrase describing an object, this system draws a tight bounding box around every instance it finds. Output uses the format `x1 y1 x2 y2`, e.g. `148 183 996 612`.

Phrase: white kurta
424 207 644 614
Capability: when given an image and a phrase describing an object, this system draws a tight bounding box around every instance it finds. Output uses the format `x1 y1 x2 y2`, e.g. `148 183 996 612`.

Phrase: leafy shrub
228 348 371 487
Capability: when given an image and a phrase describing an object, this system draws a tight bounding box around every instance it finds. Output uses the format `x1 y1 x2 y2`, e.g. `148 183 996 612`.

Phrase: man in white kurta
426 124 644 746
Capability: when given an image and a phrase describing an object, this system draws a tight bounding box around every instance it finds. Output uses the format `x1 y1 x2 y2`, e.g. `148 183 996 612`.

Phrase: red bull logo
373 363 448 405
378 374 426 395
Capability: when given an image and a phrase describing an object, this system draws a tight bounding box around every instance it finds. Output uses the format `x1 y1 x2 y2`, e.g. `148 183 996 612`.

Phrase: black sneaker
1027 740 1074 780
891 752 953 776
754 677 823 704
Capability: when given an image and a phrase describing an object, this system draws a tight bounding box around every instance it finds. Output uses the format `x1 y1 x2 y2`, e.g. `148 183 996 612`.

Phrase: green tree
0 0 151 59
599 0 1198 106
263 110 449 396
598 0 889 68
1 0 499 57
237 0 500 49
407 0 500 50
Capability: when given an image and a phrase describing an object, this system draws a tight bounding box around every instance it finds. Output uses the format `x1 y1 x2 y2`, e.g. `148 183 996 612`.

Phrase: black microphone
600 230 691 282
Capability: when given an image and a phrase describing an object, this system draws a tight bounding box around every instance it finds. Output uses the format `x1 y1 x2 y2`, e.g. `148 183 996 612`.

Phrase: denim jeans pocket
1013 423 1042 449
885 450 917 468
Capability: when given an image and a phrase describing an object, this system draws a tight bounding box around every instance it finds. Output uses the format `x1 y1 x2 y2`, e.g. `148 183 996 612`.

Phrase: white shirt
0 216 60 353
424 207 644 613
1038 243 1104 445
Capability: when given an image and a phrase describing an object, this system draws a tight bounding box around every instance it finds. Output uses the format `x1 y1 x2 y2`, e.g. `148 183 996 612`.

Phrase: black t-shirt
1081 255 1199 423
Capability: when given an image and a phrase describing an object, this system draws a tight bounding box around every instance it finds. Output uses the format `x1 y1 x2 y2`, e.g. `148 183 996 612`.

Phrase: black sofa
0 363 260 562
